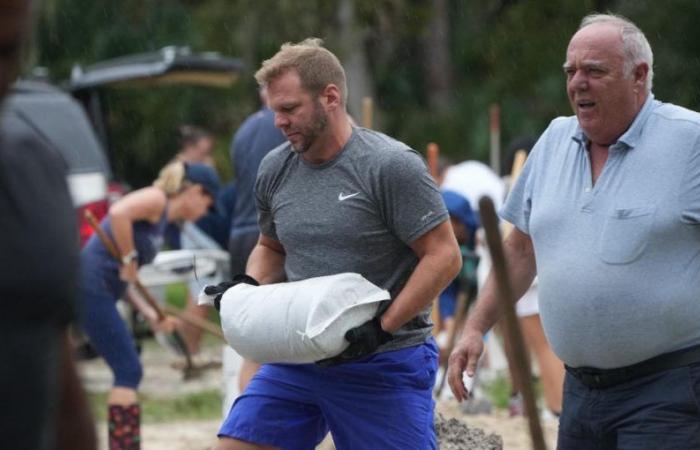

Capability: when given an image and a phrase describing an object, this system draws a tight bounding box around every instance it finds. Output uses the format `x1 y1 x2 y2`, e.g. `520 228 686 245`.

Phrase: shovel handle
84 210 166 320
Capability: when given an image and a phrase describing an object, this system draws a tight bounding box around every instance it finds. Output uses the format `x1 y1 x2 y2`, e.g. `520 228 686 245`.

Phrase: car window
1 81 111 177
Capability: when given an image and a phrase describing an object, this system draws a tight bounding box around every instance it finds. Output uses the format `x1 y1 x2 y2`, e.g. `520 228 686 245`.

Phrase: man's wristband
121 249 138 265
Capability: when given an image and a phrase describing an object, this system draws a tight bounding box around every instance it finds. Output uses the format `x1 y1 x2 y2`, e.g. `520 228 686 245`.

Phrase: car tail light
77 199 109 247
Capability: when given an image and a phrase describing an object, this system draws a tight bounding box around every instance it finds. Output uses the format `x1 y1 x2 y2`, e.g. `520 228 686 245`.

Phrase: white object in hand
463 372 476 394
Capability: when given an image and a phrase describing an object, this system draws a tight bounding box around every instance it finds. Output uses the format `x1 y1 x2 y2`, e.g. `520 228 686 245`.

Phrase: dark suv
1 80 113 245
1 47 244 246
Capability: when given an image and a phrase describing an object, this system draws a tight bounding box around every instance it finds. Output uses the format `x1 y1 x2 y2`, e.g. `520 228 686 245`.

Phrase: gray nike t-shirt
255 126 448 352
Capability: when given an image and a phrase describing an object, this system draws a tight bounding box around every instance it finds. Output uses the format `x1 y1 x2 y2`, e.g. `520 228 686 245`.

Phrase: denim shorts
219 339 438 450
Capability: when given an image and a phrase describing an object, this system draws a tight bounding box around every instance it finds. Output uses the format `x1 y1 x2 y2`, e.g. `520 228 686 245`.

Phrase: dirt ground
79 341 559 450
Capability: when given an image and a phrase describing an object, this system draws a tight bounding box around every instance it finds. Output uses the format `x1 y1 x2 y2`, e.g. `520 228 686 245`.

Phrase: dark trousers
1 323 61 450
558 362 700 449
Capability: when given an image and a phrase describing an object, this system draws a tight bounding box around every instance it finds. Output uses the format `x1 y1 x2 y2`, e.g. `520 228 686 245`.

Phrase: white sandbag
215 272 389 364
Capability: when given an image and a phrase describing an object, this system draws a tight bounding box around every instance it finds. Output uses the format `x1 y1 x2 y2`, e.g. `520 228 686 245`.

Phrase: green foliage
481 371 544 411
88 390 223 422
31 0 700 182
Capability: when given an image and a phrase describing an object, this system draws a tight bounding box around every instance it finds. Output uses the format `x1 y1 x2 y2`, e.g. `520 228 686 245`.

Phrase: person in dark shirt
227 88 286 391
0 1 95 449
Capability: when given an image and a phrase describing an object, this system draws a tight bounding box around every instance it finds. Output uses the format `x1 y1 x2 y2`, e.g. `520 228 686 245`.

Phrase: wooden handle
427 142 439 181
479 197 547 450
502 149 528 237
164 305 225 340
510 149 527 181
84 210 166 320
362 96 373 129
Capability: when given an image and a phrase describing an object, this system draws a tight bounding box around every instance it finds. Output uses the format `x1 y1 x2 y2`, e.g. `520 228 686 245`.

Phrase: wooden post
362 96 373 129
427 142 440 180
489 103 501 175
502 149 528 237
479 197 547 450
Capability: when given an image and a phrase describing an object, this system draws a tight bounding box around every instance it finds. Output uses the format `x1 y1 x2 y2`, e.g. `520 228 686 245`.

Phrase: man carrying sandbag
214 38 462 450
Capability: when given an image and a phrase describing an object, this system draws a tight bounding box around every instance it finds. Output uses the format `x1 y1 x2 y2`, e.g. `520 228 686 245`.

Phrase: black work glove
204 274 259 311
316 317 393 367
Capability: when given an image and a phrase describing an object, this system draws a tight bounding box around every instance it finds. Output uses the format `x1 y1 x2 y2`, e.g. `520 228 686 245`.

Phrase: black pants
558 362 700 449
0 322 61 450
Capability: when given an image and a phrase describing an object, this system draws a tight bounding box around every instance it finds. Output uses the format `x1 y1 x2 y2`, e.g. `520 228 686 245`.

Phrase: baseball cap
184 162 220 198
442 190 478 232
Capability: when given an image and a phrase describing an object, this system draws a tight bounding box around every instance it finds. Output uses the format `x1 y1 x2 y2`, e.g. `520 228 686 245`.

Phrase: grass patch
165 283 188 309
88 389 223 423
480 372 544 410
164 282 221 326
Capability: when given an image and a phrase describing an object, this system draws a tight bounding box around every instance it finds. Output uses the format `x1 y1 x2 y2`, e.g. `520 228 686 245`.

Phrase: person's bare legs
238 359 261 392
108 386 137 405
180 295 208 354
497 319 527 414
499 315 564 415
215 437 279 450
520 314 564 414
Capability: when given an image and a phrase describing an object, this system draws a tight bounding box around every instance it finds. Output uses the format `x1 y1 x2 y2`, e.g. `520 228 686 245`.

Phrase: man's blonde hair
254 38 347 105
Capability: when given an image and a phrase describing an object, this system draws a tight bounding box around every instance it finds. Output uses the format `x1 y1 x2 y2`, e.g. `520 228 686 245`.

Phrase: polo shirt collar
571 93 656 149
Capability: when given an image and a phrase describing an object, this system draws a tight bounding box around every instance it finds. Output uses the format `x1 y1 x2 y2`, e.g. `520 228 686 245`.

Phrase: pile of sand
435 413 503 450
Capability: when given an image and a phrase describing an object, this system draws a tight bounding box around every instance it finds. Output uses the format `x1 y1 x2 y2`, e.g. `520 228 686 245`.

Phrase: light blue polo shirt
502 94 700 369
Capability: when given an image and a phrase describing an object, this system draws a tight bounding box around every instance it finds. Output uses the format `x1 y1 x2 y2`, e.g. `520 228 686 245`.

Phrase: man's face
0 0 29 100
564 23 646 146
267 70 328 155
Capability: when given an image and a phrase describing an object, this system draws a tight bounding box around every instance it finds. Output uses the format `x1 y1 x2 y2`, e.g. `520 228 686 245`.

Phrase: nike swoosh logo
338 192 360 201
420 211 434 221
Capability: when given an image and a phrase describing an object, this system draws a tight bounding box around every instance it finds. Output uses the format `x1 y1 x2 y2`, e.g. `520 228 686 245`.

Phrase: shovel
84 210 200 380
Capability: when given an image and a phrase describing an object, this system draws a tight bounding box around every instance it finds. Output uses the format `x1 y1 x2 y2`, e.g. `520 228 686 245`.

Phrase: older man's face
564 23 647 146
0 0 29 99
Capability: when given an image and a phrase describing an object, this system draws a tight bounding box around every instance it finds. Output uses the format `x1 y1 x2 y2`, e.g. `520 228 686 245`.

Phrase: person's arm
316 220 461 367
245 233 286 285
55 329 96 450
447 226 537 401
380 220 462 333
108 187 167 282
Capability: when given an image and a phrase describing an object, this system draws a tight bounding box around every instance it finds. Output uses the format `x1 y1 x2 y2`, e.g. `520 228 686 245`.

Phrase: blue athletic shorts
219 339 439 450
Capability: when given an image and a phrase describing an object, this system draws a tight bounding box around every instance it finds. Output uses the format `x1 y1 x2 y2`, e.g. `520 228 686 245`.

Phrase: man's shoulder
258 142 293 172
241 107 274 130
546 115 579 135
348 127 419 164
232 108 279 144
651 101 700 128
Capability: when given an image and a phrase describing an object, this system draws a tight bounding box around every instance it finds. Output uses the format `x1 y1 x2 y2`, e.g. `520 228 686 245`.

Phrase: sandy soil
80 342 558 450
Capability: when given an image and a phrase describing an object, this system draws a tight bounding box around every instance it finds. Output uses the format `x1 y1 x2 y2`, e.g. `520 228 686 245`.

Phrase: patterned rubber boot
108 404 141 450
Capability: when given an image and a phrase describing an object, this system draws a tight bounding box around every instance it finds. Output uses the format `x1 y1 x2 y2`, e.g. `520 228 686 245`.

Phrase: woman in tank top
79 160 219 450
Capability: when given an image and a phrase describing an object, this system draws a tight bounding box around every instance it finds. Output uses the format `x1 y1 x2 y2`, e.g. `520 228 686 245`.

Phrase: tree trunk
423 0 452 112
337 0 375 127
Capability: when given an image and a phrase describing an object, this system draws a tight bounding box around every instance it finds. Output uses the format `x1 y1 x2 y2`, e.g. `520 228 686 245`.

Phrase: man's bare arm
245 233 286 285
447 227 537 401
380 220 462 333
